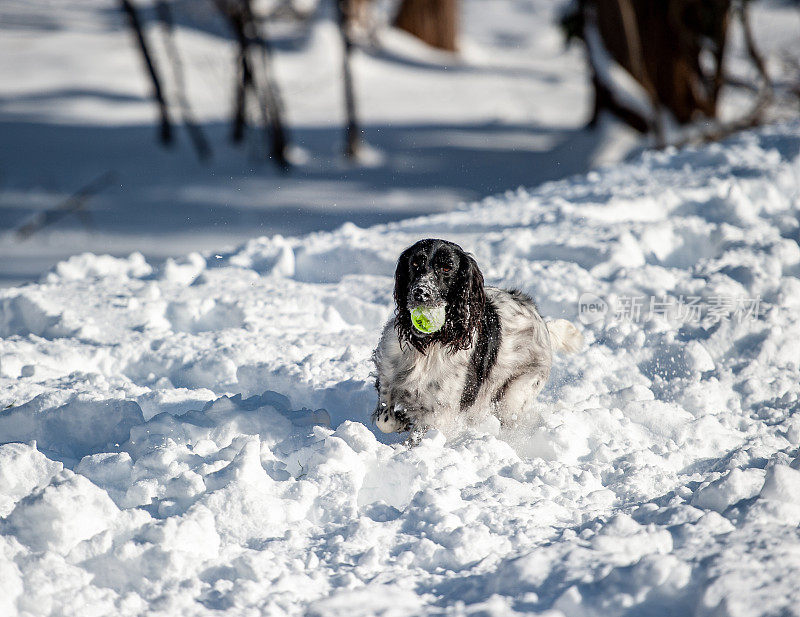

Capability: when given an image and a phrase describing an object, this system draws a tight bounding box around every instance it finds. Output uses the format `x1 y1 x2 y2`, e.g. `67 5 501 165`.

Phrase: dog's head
393 239 485 353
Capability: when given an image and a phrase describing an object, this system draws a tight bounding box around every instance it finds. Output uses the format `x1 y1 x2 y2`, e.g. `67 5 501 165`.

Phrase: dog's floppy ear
446 251 485 350
393 246 412 312
393 246 417 348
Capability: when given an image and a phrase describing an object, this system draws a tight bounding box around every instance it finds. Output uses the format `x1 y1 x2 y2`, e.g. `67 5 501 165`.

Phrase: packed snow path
2 124 800 616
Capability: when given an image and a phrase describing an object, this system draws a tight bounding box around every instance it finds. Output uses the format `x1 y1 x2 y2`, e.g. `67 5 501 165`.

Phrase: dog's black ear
446 251 485 351
393 246 412 312
393 246 417 348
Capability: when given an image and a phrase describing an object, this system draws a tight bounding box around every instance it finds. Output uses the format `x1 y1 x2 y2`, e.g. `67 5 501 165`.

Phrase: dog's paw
375 411 404 433
372 403 412 433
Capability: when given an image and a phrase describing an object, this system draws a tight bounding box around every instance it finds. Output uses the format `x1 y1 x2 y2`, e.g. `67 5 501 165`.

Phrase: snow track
2 124 800 616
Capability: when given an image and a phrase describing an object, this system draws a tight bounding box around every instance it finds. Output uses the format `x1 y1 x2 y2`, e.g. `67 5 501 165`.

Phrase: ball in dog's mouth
410 305 446 334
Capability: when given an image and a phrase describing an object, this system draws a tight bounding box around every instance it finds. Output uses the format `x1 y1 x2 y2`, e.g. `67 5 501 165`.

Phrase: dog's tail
546 319 583 354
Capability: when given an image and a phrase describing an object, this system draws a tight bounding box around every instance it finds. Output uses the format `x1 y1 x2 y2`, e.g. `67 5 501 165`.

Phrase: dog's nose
412 288 431 303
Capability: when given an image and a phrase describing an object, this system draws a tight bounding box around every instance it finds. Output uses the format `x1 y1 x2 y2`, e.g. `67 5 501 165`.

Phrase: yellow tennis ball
410 305 446 333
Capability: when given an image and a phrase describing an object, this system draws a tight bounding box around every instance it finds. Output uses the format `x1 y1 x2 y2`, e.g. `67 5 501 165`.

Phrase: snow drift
2 123 800 616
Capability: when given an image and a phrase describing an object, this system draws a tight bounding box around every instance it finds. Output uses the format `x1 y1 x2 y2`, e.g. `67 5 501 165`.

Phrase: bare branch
16 172 117 240
120 0 173 145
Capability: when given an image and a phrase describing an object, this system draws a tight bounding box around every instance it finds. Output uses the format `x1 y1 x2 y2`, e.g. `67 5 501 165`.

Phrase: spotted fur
372 239 582 436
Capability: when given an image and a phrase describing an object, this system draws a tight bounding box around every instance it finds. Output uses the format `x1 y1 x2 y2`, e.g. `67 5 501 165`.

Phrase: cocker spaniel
372 238 581 437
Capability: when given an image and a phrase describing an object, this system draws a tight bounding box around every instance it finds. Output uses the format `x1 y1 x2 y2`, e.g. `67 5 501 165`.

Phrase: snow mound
2 123 800 615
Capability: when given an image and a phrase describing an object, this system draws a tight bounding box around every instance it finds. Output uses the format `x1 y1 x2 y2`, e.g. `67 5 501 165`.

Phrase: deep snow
2 122 800 616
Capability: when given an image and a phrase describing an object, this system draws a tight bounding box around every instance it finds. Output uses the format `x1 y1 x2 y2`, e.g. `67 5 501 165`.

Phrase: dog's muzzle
408 274 442 308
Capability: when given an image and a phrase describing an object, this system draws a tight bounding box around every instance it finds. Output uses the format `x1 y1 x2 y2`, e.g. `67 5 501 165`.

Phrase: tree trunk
336 0 361 157
394 0 458 52
120 0 173 144
586 0 730 125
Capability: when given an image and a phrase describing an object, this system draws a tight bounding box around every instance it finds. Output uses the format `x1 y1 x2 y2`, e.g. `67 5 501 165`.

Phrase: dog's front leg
403 425 427 447
372 397 414 434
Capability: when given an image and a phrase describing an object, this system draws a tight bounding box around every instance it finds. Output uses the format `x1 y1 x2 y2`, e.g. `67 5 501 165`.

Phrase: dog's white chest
393 342 467 414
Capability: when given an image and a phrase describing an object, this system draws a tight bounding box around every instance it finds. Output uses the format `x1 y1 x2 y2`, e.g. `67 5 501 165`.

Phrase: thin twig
215 0 289 169
247 0 290 169
16 172 117 240
737 0 773 113
673 0 774 147
156 0 212 161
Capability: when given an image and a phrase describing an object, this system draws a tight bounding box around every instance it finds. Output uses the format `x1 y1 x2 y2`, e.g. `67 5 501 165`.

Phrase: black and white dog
372 239 581 436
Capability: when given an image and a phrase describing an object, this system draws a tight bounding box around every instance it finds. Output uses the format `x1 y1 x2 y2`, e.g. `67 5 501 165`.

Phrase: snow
1 121 800 616
3 0 800 613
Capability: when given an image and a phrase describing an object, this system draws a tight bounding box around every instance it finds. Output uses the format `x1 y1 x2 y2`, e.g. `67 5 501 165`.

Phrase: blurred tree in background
562 0 774 143
394 0 458 51
121 0 787 168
